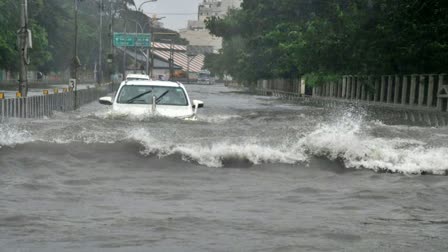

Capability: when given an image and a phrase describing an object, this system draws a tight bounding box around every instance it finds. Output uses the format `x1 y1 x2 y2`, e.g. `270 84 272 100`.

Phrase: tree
206 0 448 85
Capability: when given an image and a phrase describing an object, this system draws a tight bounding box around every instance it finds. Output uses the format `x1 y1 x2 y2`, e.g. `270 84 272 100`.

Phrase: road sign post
69 78 77 109
69 78 77 90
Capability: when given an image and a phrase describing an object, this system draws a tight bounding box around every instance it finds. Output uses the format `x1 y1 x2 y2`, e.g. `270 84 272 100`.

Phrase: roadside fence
0 79 97 87
312 74 448 112
256 74 448 112
0 84 114 120
256 79 305 100
254 74 448 126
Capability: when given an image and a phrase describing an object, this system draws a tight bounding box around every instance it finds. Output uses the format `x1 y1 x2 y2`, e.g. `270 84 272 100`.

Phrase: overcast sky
135 0 203 31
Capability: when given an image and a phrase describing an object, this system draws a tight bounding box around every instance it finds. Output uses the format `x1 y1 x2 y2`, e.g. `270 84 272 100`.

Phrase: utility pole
134 23 138 70
146 31 150 76
73 0 79 80
98 0 103 85
150 25 155 78
147 17 153 77
18 0 30 97
108 0 114 87
72 0 80 109
186 55 196 84
123 19 127 78
169 39 174 80
151 31 176 79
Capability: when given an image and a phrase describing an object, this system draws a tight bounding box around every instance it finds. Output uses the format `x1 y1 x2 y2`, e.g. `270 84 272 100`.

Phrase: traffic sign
69 78 77 90
113 33 152 48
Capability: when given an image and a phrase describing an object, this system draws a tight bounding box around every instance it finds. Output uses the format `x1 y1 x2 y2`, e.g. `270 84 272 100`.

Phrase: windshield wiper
155 90 169 104
126 90 152 103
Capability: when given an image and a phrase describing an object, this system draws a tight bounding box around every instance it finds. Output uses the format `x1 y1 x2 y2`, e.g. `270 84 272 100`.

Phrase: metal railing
0 79 97 87
256 74 448 112
0 84 114 120
254 75 448 126
312 74 448 112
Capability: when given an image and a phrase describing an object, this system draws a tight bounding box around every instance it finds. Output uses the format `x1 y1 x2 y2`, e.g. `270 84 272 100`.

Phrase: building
179 0 242 51
198 0 242 22
118 42 205 81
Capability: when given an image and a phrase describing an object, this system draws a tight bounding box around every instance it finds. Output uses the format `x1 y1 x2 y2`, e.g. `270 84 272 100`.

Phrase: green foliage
303 73 340 87
28 23 52 70
0 0 184 75
0 0 20 71
206 0 448 85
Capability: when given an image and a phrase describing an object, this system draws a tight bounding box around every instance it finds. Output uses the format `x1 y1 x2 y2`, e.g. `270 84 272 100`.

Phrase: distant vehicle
99 80 204 119
125 74 150 81
197 70 214 85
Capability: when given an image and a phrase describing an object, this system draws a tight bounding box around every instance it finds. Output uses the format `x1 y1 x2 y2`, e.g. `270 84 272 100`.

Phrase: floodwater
1 84 448 252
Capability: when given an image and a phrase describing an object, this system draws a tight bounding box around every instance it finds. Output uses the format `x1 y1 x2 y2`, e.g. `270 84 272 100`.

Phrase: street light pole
128 19 155 76
135 1 158 76
73 0 80 109
138 0 157 11
148 19 168 78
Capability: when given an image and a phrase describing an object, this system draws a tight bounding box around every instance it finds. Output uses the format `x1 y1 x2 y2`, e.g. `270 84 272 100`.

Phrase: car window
117 86 188 106
154 87 188 106
126 77 148 81
117 86 153 104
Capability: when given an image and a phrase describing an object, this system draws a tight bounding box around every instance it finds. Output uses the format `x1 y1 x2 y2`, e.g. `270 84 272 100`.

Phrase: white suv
99 80 204 119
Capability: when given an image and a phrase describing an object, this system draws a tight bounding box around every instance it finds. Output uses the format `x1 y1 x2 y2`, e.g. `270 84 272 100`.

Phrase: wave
299 110 448 175
88 110 242 125
125 116 448 174
128 128 307 168
0 123 34 148
1 110 448 174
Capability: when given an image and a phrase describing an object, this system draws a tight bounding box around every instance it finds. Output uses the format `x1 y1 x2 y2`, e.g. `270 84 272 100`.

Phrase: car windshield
126 77 148 81
117 85 188 106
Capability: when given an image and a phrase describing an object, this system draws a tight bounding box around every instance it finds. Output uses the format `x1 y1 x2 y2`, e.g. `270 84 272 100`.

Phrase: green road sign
113 33 151 48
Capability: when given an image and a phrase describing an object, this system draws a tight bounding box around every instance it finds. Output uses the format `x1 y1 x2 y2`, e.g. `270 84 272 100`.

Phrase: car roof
120 80 185 88
126 74 150 79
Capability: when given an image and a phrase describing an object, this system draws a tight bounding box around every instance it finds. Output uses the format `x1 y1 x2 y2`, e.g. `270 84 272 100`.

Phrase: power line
144 12 198 15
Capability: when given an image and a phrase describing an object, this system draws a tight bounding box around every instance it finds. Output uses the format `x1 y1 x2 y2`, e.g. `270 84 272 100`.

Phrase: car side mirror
99 96 113 105
192 100 204 108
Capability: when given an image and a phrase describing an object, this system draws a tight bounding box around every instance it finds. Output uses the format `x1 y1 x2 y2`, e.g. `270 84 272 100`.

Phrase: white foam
299 111 448 174
0 123 33 148
175 142 306 167
199 114 242 123
127 112 448 173
2 106 447 174
128 128 307 168
100 110 153 121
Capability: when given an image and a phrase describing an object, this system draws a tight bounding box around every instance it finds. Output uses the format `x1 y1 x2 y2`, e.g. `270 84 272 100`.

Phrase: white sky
135 0 203 31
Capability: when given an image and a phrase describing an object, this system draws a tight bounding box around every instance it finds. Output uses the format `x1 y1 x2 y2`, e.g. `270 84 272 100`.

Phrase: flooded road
1 84 448 251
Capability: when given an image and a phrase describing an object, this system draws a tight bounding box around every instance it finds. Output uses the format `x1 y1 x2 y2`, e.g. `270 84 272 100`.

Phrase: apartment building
180 0 242 51
198 0 242 22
